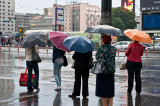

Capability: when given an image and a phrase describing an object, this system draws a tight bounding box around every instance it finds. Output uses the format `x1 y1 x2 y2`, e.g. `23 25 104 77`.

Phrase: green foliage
111 7 137 31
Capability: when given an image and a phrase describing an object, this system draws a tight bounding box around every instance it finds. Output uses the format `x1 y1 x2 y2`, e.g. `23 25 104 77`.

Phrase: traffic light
8 17 11 21
19 28 24 33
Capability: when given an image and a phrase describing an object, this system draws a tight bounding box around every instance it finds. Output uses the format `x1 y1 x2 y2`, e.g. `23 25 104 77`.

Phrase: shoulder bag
32 48 42 63
63 55 68 67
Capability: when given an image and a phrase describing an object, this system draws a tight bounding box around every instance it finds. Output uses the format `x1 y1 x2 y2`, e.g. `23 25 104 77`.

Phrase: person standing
52 45 65 90
1 37 4 45
125 40 143 95
25 46 40 92
95 35 116 106
68 51 92 99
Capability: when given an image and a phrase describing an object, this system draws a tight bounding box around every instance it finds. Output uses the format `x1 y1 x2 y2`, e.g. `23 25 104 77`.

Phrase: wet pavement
0 47 160 106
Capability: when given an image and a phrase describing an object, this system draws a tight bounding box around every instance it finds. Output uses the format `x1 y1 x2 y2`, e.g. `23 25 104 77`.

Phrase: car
146 43 160 51
112 41 131 50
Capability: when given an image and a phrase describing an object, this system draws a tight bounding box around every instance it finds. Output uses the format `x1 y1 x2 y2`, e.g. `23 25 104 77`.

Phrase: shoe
27 88 33 92
54 87 61 91
83 96 87 99
34 88 40 91
136 92 140 95
68 94 76 98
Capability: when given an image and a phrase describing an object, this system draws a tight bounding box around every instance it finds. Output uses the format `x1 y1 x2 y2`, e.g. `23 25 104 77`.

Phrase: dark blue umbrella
63 35 96 53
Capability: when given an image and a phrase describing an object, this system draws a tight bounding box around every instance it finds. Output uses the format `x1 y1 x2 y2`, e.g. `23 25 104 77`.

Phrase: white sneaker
54 86 61 90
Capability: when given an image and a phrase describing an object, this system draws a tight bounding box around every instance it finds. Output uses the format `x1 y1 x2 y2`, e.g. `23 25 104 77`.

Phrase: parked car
146 43 160 51
112 41 131 50
140 43 152 50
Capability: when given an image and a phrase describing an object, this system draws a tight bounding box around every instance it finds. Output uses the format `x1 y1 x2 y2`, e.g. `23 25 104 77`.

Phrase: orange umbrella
124 29 152 43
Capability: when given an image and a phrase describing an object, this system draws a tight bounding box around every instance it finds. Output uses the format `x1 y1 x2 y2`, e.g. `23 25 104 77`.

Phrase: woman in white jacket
25 46 39 92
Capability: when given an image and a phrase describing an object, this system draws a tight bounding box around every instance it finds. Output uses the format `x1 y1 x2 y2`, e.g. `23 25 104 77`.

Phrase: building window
8 28 10 30
3 28 5 30
8 6 10 8
8 2 10 4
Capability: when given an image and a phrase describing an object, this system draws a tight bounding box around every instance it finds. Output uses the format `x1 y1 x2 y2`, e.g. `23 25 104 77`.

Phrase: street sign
3 21 9 22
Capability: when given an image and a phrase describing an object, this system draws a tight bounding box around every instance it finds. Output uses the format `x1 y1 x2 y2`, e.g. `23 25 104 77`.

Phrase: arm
125 44 131 56
52 47 56 63
95 47 103 60
72 52 78 60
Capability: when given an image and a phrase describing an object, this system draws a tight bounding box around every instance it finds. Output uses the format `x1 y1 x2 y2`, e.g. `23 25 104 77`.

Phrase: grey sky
15 0 140 15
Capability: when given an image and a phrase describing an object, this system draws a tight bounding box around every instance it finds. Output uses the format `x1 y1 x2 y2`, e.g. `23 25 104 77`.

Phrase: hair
101 35 112 44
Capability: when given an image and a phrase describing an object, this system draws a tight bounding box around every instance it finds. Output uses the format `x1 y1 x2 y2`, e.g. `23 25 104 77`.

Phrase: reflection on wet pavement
0 51 160 105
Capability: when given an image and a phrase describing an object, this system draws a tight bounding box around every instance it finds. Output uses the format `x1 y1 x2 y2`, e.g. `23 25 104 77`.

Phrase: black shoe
27 88 33 92
68 94 76 98
83 96 87 99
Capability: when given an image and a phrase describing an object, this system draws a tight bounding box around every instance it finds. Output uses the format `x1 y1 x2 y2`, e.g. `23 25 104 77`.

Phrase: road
0 47 160 106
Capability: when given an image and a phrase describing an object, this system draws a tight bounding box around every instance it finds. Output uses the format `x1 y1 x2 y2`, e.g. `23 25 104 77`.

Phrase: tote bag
19 68 35 86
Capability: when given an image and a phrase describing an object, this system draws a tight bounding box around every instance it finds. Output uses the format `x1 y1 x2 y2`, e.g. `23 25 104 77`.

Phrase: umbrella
21 32 46 48
63 35 96 53
49 31 70 52
124 29 152 43
85 25 125 36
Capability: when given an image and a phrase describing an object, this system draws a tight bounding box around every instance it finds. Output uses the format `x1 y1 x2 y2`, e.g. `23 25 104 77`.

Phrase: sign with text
140 0 160 11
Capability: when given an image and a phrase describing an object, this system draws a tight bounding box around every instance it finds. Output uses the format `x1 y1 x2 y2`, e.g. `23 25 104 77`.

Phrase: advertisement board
140 0 160 11
121 0 135 12
44 8 53 17
142 13 160 30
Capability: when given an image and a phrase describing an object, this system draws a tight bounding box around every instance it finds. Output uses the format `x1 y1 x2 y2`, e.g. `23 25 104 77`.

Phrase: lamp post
71 1 77 32
101 0 112 25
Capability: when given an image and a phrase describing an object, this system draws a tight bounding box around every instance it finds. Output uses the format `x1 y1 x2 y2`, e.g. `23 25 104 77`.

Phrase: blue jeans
53 62 63 87
26 61 39 90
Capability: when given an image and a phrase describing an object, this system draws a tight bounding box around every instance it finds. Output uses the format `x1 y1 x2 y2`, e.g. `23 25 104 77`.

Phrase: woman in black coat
69 51 92 99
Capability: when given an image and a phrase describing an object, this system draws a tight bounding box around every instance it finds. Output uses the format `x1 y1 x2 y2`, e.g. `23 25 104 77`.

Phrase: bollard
146 48 148 57
118 49 119 56
46 45 48 53
18 45 19 52
8 45 10 51
0 45 1 50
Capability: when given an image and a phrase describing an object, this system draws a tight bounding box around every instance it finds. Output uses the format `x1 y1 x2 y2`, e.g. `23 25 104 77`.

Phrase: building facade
65 3 101 32
0 0 15 36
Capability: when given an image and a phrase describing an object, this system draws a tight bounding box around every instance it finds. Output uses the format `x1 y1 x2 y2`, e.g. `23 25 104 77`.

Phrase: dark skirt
96 73 114 98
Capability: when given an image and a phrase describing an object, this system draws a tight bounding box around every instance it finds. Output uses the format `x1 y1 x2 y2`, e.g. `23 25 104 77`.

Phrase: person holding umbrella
124 29 151 95
25 45 40 92
52 45 66 90
68 51 92 99
21 32 46 92
62 35 95 99
95 34 116 106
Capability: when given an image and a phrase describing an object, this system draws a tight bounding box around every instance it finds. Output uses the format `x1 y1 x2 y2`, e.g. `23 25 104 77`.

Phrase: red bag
19 68 35 86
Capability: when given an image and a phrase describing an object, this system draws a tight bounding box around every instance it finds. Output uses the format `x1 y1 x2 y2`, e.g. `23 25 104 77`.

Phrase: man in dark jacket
69 51 92 99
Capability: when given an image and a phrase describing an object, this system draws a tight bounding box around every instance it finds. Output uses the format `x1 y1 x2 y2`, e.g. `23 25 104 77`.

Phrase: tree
111 7 137 31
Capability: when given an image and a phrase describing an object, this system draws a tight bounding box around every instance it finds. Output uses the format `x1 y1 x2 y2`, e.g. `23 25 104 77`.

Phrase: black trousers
126 61 142 94
72 69 89 97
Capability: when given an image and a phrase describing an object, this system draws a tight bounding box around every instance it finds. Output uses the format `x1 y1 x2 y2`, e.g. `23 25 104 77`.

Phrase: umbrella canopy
21 32 46 48
63 35 96 53
124 29 152 43
85 25 125 36
49 31 70 52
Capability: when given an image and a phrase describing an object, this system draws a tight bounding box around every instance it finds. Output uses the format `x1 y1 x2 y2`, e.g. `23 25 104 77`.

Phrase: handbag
91 58 106 74
63 55 68 67
119 57 126 70
32 47 42 63
19 68 35 86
